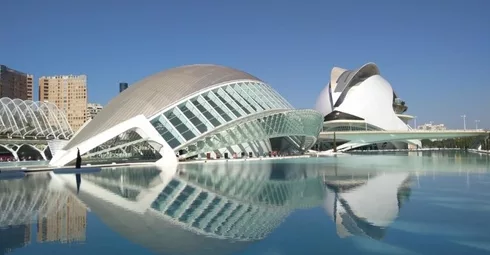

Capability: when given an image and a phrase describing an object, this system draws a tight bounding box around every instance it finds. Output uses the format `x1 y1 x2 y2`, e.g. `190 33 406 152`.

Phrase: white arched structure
314 63 420 151
50 64 323 167
0 143 48 161
0 97 73 139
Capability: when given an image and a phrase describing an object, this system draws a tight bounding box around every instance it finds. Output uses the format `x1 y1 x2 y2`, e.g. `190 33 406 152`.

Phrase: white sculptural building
314 63 420 151
50 64 323 167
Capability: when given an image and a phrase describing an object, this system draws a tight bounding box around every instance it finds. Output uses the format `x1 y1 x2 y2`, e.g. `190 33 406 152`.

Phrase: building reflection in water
55 163 326 255
37 195 87 244
323 171 412 240
0 174 88 254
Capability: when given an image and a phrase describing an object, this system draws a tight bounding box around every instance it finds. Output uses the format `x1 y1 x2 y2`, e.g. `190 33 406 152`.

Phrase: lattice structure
0 97 73 139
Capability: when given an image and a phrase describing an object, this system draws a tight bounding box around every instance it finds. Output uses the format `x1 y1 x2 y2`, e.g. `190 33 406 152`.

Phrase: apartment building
87 103 103 120
0 64 33 100
39 75 87 131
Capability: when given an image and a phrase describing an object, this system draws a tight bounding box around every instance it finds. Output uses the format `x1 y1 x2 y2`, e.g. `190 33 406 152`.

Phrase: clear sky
1 0 489 129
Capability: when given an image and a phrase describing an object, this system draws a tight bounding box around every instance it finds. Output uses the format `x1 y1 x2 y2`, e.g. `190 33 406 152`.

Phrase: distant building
38 75 88 131
87 103 103 120
119 82 128 93
0 64 33 100
417 123 446 131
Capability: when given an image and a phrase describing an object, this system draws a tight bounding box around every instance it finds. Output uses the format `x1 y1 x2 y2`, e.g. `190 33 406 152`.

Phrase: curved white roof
65 64 262 149
0 97 73 139
314 63 381 116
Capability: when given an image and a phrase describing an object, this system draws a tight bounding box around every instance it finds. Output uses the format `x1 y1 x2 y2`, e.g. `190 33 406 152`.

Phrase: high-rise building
119 82 128 93
0 64 33 100
87 103 103 120
38 75 87 131
27 74 33 100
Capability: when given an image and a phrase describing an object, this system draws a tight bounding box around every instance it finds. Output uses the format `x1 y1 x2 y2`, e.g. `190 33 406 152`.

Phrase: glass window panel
249 83 274 109
203 95 231 122
179 104 207 133
150 118 181 148
224 87 252 114
241 83 269 110
165 111 196 141
258 83 288 108
214 89 242 118
192 99 221 127
233 83 262 112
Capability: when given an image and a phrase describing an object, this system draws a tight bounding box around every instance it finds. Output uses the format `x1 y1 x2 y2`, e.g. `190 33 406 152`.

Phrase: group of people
0 155 42 162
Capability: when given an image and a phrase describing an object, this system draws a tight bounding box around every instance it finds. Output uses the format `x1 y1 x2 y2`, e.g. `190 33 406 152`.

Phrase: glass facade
119 83 128 93
73 80 323 163
148 81 323 158
76 130 163 164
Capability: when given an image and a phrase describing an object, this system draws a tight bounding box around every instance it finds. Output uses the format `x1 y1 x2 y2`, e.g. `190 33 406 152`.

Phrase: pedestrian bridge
318 130 489 151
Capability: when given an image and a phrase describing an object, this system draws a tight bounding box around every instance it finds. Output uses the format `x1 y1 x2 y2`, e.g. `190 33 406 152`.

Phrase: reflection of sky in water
1 151 489 255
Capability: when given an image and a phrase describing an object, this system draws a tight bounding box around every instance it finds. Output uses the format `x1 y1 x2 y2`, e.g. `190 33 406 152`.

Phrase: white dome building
50 64 323 166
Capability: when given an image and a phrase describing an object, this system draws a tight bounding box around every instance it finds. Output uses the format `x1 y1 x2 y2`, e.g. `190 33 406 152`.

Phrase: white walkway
319 130 488 152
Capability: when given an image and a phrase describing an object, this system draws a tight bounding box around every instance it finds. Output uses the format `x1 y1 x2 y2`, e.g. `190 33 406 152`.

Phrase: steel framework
0 97 73 139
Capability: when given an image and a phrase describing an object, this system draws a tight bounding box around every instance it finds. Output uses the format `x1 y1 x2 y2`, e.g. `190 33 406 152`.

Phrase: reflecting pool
1 151 490 255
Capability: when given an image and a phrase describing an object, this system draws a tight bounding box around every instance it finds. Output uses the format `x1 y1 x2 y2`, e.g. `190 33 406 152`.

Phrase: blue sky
1 0 489 129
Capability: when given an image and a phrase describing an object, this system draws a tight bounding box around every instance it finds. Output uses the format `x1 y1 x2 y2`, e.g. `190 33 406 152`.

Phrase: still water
1 151 490 255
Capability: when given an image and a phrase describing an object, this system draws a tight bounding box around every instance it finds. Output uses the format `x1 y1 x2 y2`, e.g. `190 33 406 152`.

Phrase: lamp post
475 120 480 130
413 116 417 130
461 114 467 130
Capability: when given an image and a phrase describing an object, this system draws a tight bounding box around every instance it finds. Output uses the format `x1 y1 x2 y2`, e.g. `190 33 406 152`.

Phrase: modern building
314 62 420 151
119 82 128 93
49 64 323 167
0 64 33 100
86 103 103 120
38 75 88 131
417 122 446 131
